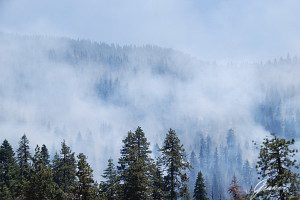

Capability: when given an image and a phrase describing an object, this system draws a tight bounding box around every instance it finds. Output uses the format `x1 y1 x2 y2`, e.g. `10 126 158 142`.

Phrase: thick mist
0 34 299 178
1 0 300 180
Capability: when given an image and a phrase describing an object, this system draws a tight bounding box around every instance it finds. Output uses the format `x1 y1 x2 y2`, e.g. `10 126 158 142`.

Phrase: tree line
0 127 299 199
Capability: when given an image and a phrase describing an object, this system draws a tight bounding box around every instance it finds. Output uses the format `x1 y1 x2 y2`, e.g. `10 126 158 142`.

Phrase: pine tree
242 160 256 191
189 151 198 195
199 136 211 174
151 161 165 200
0 139 18 198
180 172 191 200
52 140 77 198
27 145 57 200
228 176 244 200
256 136 300 199
16 134 31 198
76 153 97 200
17 134 31 180
211 148 225 200
100 158 118 200
193 172 208 200
160 129 190 200
118 127 153 200
41 144 50 166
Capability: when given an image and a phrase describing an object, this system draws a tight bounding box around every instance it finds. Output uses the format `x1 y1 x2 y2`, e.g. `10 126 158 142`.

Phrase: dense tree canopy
256 136 300 199
0 130 299 199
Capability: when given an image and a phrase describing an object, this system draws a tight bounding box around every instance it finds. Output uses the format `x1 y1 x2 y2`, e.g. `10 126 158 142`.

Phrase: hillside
0 33 300 197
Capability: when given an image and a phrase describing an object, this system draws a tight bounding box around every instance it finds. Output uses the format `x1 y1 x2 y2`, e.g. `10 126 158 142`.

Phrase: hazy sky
1 0 300 176
1 0 300 61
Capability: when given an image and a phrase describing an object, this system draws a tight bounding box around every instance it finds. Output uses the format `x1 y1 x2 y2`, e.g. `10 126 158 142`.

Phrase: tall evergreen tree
199 136 211 173
100 158 118 200
193 172 208 200
52 140 77 198
0 139 18 199
242 160 255 191
180 172 191 200
27 145 56 200
16 134 31 198
76 153 97 200
151 161 165 200
228 176 244 200
160 129 190 200
211 148 224 200
17 134 31 180
189 150 198 196
41 144 50 166
118 127 153 200
256 136 300 199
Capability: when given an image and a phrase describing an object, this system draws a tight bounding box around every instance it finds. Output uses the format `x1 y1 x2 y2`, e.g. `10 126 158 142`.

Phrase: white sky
0 0 300 61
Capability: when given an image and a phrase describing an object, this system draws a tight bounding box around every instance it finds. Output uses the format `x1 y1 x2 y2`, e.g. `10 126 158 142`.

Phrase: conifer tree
180 172 191 200
17 134 31 180
256 136 300 199
211 147 225 200
52 140 77 198
76 153 97 200
189 151 198 195
0 139 18 198
242 160 253 190
16 134 31 198
100 158 118 200
228 176 244 200
151 161 165 200
27 145 56 200
41 144 50 166
118 127 153 200
160 129 190 200
193 172 208 200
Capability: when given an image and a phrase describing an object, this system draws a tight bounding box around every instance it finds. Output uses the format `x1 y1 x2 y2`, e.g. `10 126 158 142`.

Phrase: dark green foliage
52 140 77 198
118 126 153 200
76 153 97 200
0 185 13 200
1 127 299 200
256 136 300 199
160 129 190 200
41 144 50 166
100 158 118 200
16 134 32 198
193 172 208 200
17 134 31 180
180 172 191 200
0 140 18 198
26 145 57 200
151 161 165 200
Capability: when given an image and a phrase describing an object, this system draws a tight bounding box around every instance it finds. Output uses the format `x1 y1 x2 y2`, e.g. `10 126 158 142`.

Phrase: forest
1 0 300 199
0 34 300 199
0 127 299 199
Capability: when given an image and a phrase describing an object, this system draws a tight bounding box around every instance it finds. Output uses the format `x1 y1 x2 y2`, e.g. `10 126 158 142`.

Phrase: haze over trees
0 34 300 199
0 128 299 199
0 0 300 198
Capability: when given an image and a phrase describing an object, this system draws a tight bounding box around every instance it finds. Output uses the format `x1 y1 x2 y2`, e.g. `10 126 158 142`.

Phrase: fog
0 1 300 177
1 0 300 60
